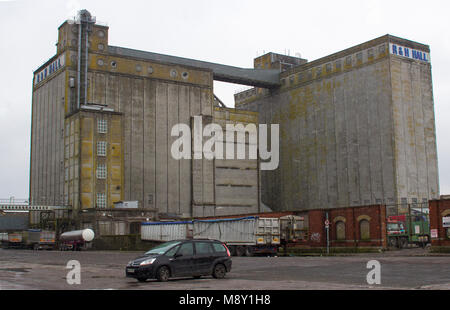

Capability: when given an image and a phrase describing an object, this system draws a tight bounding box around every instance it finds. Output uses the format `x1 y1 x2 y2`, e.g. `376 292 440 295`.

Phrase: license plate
127 268 135 273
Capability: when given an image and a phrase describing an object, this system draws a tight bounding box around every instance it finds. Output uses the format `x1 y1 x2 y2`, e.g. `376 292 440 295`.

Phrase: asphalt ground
0 247 449 290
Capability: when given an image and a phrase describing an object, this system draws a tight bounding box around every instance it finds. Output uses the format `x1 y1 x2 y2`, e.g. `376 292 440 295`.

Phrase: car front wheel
212 264 226 279
156 266 170 282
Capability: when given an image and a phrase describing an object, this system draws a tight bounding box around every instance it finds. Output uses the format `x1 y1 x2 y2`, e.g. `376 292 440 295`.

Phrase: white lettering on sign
389 43 430 63
34 53 65 85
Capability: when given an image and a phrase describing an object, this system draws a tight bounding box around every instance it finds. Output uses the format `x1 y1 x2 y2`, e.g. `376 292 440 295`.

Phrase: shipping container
141 221 193 241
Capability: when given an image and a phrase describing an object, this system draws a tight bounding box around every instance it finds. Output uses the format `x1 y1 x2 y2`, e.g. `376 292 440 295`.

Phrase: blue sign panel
389 43 430 63
34 53 66 85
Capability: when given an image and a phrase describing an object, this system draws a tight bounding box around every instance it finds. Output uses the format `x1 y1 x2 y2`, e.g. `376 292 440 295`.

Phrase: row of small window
282 44 387 86
71 26 106 39
335 219 370 241
96 59 190 79
64 119 107 137
69 40 105 51
65 141 107 158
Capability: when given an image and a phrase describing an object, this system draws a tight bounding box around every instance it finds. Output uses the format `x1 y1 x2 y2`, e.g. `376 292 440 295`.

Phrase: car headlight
127 261 134 266
140 258 156 266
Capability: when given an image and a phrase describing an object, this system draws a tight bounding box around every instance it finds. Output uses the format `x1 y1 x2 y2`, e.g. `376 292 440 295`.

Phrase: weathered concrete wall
30 70 66 206
390 56 439 204
197 107 261 217
239 40 394 210
237 35 439 211
86 71 214 217
32 18 265 223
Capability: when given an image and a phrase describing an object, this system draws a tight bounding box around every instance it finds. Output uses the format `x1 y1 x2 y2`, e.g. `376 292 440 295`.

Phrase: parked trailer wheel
235 246 245 257
245 246 254 257
229 246 237 256
399 238 408 249
388 237 398 248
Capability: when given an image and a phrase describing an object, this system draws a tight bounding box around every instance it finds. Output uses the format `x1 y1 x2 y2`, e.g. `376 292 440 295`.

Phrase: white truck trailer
1 230 56 250
141 221 193 242
193 216 280 256
140 216 280 256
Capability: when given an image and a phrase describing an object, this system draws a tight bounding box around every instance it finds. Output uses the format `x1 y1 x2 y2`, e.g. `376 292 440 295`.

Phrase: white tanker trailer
59 229 95 251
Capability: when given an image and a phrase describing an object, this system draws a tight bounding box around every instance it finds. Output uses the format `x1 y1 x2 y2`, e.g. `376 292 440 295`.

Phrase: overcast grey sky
0 0 449 200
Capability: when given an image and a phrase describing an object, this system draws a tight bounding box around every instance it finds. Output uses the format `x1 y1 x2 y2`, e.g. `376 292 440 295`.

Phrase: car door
169 242 194 277
193 242 215 275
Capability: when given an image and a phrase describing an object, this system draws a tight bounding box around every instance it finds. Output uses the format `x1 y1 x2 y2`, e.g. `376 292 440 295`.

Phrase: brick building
429 198 450 248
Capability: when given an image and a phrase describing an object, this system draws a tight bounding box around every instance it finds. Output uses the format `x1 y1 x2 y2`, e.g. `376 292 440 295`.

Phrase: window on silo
360 219 370 240
96 193 106 209
96 163 107 179
98 119 108 134
345 56 352 66
97 141 107 156
356 52 363 62
316 66 322 77
336 221 346 241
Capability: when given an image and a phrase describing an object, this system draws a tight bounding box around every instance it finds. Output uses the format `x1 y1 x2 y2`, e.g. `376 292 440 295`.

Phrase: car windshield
144 241 181 255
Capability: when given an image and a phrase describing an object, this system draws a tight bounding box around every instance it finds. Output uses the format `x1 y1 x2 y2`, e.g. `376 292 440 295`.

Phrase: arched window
360 219 370 240
336 221 346 241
